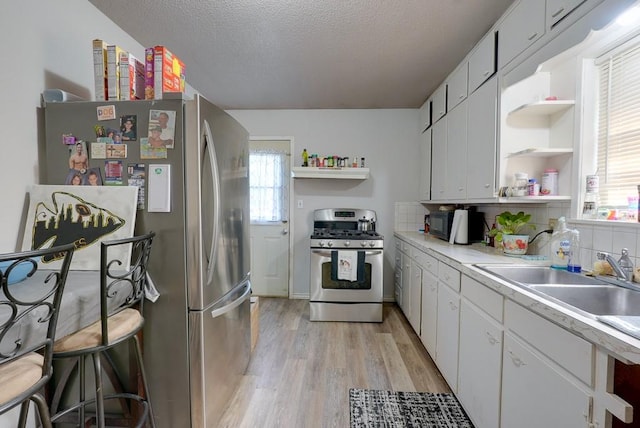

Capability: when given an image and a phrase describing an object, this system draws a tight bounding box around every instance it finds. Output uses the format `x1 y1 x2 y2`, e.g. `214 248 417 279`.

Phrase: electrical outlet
548 218 558 229
297 200 304 209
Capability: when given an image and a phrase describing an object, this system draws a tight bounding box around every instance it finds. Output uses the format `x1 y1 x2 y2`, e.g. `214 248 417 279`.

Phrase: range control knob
360 241 368 247
327 241 333 248
344 241 351 247
369 241 376 247
318 241 325 247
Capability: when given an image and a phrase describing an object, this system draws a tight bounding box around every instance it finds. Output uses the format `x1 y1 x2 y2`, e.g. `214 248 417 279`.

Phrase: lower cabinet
435 280 460 392
408 258 423 334
458 299 503 428
501 300 593 428
419 267 438 357
501 334 591 428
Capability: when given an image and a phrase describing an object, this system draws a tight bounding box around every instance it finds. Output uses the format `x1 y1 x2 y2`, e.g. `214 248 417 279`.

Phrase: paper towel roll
452 209 469 245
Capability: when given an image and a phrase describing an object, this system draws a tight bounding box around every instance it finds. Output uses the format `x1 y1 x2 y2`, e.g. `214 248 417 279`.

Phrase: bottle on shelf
302 148 308 167
582 174 599 219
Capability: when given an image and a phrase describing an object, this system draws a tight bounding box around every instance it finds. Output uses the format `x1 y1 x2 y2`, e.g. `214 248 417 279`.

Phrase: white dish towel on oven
337 250 358 281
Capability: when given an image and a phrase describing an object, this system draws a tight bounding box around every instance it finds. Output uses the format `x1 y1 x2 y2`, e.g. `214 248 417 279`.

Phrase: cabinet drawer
505 300 593 386
461 275 503 322
401 241 411 253
411 248 437 276
439 262 461 292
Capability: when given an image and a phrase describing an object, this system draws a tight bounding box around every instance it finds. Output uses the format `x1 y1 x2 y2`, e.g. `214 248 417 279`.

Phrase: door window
249 140 289 223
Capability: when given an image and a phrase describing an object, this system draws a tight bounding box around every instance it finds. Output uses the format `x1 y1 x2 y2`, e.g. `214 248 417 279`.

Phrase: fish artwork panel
22 185 138 270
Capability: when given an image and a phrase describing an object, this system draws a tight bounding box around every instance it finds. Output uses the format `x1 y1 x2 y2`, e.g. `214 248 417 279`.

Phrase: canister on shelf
527 178 540 196
541 168 559 196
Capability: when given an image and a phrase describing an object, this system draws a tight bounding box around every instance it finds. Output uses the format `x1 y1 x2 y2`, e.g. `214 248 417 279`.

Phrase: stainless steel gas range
309 208 383 322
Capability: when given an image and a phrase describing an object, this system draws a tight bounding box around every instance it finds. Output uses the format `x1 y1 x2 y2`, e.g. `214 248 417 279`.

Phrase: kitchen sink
474 264 608 286
474 264 640 318
528 284 640 317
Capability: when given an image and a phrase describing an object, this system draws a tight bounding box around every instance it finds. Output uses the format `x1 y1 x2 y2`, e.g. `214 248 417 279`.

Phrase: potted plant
489 211 535 255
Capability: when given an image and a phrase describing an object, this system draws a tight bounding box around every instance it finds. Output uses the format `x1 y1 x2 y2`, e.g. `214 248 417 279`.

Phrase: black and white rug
349 388 474 428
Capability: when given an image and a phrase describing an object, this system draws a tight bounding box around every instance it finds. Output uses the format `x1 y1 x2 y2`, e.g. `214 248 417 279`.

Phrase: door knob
282 229 288 235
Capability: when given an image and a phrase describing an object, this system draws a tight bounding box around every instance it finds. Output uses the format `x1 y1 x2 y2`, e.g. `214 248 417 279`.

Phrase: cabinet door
432 83 447 122
408 260 423 334
431 117 447 200
420 269 438 357
401 251 411 315
436 282 460 392
445 101 467 200
501 334 591 428
466 76 497 199
447 63 468 110
419 98 431 132
498 0 545 69
546 0 587 29
458 300 503 428
468 32 497 93
419 128 432 201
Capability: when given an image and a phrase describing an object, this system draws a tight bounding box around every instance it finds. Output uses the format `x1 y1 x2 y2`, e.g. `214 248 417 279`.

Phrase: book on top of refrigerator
152 45 186 100
92 39 108 101
119 52 145 100
106 44 124 100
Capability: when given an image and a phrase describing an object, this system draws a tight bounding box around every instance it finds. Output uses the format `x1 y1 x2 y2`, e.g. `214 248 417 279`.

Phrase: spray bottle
550 217 571 270
567 229 581 273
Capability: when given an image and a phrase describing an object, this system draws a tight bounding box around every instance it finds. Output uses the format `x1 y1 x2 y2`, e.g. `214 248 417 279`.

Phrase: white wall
228 109 421 299
0 0 145 252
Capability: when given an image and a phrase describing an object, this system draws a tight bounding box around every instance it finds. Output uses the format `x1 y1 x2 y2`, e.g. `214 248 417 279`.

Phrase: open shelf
498 195 571 203
508 100 575 119
291 167 370 179
507 147 573 158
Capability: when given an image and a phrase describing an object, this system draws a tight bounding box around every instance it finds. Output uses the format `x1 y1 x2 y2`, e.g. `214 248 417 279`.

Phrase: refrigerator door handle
203 120 221 284
210 280 251 318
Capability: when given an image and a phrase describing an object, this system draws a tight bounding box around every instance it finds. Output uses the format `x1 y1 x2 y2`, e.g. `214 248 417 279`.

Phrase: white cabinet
435 262 461 392
445 101 467 200
432 83 447 123
498 0 546 70
466 76 497 199
501 300 593 428
468 31 497 94
419 254 438 357
419 128 431 201
394 242 403 305
408 258 423 334
502 335 591 428
546 0 587 29
458 275 504 428
447 63 468 111
430 117 447 200
419 98 431 132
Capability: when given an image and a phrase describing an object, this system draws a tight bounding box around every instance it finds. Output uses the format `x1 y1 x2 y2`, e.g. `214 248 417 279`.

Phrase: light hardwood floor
219 298 450 428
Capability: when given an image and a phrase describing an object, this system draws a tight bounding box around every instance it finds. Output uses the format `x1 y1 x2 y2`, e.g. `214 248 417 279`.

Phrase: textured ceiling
89 0 514 109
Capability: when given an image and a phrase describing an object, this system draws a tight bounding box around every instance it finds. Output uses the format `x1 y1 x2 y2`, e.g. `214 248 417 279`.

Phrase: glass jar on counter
512 172 529 197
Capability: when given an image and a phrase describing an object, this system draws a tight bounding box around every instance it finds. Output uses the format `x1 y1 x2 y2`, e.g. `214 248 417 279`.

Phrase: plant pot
501 234 529 256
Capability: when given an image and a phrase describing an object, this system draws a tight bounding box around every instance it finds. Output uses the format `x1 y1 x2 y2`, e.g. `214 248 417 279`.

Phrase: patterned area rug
349 388 474 428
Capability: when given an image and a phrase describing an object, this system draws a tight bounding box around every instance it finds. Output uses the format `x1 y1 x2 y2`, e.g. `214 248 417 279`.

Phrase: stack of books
93 39 186 101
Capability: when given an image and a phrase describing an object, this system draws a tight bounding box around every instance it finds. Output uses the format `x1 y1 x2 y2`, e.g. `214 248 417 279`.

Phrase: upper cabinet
498 0 546 70
447 62 468 111
419 98 431 133
432 83 447 123
469 32 497 94
546 0 588 30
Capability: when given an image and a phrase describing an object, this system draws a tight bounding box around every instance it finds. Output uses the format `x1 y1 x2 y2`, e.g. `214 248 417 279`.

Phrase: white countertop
394 231 640 364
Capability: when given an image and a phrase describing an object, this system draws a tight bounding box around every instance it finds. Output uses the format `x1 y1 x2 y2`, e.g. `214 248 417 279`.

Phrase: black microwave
429 211 455 241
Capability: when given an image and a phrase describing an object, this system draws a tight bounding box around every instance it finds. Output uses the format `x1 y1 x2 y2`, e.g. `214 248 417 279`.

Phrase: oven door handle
311 249 383 257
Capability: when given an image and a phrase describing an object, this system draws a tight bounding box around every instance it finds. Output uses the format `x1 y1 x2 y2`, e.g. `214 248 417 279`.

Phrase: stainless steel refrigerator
41 94 251 427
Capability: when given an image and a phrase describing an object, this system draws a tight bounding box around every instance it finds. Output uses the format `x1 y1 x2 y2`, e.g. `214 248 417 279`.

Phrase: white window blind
596 40 640 207
249 148 289 222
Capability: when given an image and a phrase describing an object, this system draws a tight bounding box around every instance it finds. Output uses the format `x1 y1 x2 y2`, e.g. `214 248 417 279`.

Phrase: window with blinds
596 40 640 208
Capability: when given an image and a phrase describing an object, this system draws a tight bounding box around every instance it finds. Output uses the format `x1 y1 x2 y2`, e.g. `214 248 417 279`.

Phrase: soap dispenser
550 217 571 270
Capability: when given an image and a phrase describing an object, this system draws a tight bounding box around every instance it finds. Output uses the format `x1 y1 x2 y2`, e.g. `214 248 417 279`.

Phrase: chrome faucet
596 251 631 281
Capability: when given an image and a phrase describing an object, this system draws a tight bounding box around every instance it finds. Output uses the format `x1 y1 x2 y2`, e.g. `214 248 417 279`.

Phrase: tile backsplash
394 201 640 271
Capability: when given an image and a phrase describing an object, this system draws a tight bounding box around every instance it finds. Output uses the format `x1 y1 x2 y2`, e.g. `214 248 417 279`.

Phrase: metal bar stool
0 243 75 428
50 232 156 428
